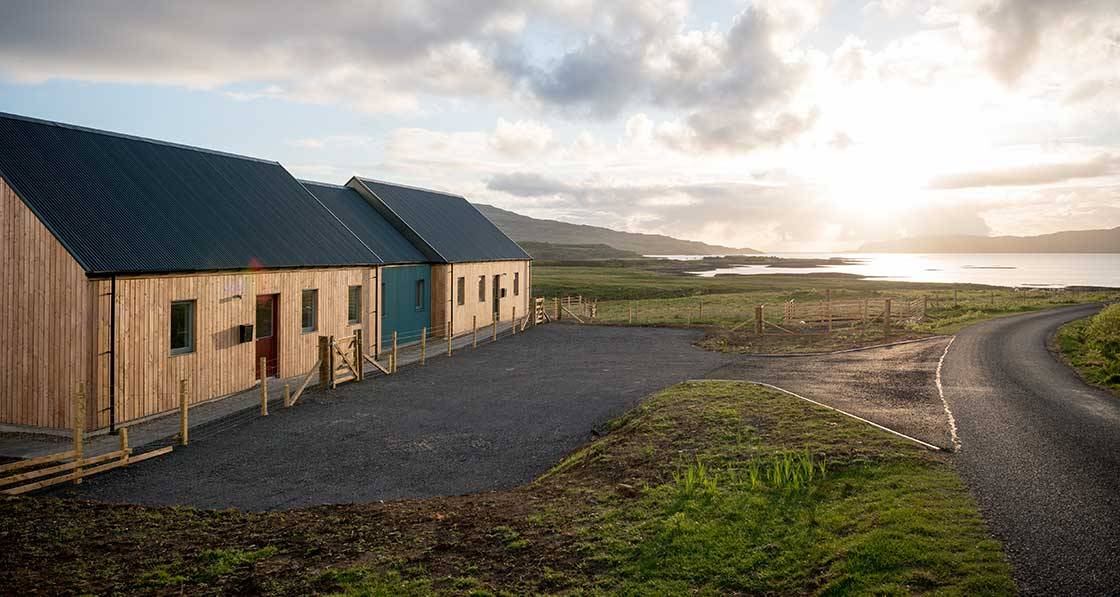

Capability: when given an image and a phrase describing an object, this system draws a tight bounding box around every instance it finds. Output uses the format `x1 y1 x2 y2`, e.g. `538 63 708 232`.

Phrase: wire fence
373 313 532 373
542 287 1114 335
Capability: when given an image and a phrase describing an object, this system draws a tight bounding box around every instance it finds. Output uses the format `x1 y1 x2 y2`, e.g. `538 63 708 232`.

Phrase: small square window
513 272 520 296
347 285 362 324
478 275 486 303
301 289 318 333
170 300 195 355
456 277 465 306
415 279 425 311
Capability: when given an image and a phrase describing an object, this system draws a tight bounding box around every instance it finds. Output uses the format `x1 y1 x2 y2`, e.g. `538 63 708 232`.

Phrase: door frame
255 293 280 379
492 275 501 320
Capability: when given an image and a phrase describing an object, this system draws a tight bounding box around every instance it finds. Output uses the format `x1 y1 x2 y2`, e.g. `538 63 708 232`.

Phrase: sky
0 1 1118 252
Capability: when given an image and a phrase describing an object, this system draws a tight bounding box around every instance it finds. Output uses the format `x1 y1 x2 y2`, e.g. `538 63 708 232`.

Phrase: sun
820 144 932 212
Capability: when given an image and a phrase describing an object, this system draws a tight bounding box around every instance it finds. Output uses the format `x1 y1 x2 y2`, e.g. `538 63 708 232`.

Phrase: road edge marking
935 336 961 452
689 379 946 452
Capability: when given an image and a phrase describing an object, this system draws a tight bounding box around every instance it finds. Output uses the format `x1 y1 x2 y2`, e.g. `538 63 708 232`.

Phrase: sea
644 253 1120 288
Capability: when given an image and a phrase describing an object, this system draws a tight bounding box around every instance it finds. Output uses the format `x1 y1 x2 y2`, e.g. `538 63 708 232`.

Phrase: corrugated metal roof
0 112 381 275
300 180 426 265
351 177 531 263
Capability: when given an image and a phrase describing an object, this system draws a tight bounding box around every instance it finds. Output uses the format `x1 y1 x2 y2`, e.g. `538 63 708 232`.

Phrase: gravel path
703 337 954 449
49 325 733 510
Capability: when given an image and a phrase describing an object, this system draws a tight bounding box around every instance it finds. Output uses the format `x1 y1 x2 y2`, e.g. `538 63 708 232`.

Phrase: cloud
493 2 824 151
0 0 523 112
949 0 1120 85
484 170 999 250
928 155 1120 189
489 118 553 155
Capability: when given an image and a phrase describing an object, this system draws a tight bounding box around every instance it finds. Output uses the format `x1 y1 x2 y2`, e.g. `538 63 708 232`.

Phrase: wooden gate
320 331 364 389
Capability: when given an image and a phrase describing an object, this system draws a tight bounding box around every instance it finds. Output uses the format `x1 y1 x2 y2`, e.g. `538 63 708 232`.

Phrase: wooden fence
553 293 926 336
1 385 172 495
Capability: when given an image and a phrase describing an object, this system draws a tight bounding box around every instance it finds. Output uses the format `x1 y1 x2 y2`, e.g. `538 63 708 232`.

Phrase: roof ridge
296 180 384 264
357 176 464 200
0 111 281 166
297 178 349 189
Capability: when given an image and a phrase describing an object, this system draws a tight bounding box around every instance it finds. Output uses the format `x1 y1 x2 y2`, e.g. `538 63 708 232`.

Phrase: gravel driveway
703 337 954 449
50 325 733 510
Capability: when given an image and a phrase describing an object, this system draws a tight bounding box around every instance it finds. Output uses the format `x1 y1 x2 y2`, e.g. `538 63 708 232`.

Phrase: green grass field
533 264 1119 342
1056 304 1120 395
0 382 1014 595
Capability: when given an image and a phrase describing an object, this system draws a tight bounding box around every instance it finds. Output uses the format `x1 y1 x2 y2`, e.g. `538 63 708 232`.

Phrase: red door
255 294 279 379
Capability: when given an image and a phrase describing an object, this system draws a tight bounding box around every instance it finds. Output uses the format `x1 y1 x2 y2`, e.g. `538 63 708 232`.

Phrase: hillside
517 242 644 261
475 204 760 255
859 227 1120 253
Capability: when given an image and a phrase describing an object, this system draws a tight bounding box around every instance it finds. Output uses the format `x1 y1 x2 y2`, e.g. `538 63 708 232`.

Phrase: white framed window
478 275 486 303
301 289 318 333
170 300 195 355
456 276 465 306
513 272 520 296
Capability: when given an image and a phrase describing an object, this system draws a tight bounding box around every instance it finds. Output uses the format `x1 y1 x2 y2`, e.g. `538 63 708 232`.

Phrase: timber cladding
0 178 95 430
434 260 532 337
93 268 373 428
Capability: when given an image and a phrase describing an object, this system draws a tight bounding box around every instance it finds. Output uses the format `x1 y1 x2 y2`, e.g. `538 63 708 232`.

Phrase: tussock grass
1057 304 1120 393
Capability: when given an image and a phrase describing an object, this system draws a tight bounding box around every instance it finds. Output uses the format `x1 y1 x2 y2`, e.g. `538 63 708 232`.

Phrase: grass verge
0 382 1013 595
534 264 1118 353
1055 304 1120 396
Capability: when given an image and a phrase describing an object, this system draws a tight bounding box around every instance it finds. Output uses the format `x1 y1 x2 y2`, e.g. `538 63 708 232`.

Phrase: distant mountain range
474 204 760 255
859 227 1120 253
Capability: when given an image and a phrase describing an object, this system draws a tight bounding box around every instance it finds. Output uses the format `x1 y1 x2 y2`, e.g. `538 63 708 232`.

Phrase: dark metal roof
300 180 426 265
0 112 380 275
350 177 531 263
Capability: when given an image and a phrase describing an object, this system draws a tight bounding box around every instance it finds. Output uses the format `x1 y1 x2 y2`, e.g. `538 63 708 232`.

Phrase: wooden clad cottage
0 113 531 433
347 177 533 339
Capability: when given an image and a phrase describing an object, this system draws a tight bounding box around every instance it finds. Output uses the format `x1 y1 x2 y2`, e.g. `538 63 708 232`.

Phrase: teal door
381 265 431 347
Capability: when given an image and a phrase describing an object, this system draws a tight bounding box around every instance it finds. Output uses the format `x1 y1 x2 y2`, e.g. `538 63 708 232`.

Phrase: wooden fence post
420 326 427 366
119 427 130 464
472 315 478 348
862 299 868 328
284 384 292 408
446 321 452 356
391 331 398 374
179 379 189 446
73 383 85 484
354 329 363 381
755 305 764 335
953 288 958 304
698 299 703 320
555 297 561 320
884 299 892 334
259 357 269 416
318 336 331 388
628 303 633 324
492 317 498 342
513 306 517 335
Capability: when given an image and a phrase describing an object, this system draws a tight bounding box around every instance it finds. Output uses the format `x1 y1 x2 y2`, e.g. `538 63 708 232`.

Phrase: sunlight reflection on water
645 253 1120 288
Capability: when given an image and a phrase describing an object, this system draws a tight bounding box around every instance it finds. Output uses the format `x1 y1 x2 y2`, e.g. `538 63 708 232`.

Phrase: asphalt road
49 325 732 510
941 304 1120 595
